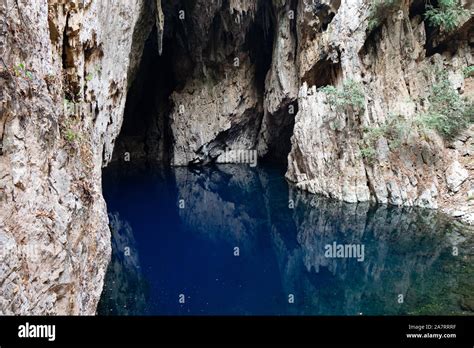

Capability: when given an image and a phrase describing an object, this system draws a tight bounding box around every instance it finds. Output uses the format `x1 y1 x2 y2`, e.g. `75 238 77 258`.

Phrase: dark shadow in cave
112 27 176 165
303 57 342 89
259 104 298 166
113 0 298 169
250 0 298 166
247 0 275 96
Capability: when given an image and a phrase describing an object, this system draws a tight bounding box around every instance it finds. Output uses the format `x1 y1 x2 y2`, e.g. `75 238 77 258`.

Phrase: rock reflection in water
99 163 474 315
97 213 148 315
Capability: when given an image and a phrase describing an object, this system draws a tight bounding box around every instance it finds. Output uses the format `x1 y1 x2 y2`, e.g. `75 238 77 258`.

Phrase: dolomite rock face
446 161 469 193
256 0 299 162
0 0 153 314
166 0 265 166
286 0 474 222
170 55 262 166
288 85 371 203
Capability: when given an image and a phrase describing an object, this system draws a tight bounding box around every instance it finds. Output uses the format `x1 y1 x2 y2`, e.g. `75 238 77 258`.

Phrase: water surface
98 163 474 315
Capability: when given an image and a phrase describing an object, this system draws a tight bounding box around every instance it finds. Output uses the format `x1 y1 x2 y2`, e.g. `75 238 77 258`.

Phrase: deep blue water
98 163 474 315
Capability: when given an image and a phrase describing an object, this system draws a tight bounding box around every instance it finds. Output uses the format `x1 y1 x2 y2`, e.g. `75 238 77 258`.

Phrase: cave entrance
258 105 298 166
113 1 297 169
251 1 297 166
112 27 176 164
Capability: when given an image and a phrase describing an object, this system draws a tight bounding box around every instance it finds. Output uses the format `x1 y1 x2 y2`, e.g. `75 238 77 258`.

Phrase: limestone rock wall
170 55 262 166
0 0 152 314
256 0 299 162
166 0 266 166
286 0 474 222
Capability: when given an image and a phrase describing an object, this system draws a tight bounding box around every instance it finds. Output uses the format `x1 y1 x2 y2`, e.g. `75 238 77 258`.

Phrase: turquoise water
98 163 474 315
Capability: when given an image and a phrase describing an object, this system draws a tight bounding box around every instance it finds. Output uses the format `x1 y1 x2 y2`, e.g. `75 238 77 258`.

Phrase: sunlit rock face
0 0 154 314
286 0 474 223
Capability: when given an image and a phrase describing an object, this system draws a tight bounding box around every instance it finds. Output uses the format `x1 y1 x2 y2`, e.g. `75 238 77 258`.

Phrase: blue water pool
98 163 474 315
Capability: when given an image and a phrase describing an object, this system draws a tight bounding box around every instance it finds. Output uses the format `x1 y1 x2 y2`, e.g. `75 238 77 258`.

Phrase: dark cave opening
247 0 275 96
113 1 297 169
113 28 176 164
250 1 297 166
302 56 342 89
409 0 473 57
411 0 441 57
259 105 298 166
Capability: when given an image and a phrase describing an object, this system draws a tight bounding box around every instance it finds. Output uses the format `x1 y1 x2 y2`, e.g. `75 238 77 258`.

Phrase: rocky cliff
0 0 472 314
286 0 474 224
0 0 154 314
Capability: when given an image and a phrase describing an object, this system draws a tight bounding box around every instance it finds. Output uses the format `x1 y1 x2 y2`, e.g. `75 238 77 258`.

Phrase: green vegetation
64 128 78 143
85 73 93 82
418 71 473 140
360 125 385 162
425 0 469 33
61 116 81 145
360 146 377 162
367 0 469 34
367 0 402 32
320 79 366 113
14 62 25 75
463 65 474 78
62 99 81 144
13 62 33 79
359 70 473 163
359 114 412 162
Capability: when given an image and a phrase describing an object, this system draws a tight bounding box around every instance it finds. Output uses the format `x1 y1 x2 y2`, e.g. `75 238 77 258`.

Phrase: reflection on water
98 163 474 315
97 213 148 315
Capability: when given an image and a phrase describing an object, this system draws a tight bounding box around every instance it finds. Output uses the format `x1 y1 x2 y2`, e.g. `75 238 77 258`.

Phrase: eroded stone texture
257 0 299 162
167 0 267 166
286 0 474 223
170 55 263 166
0 0 153 314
